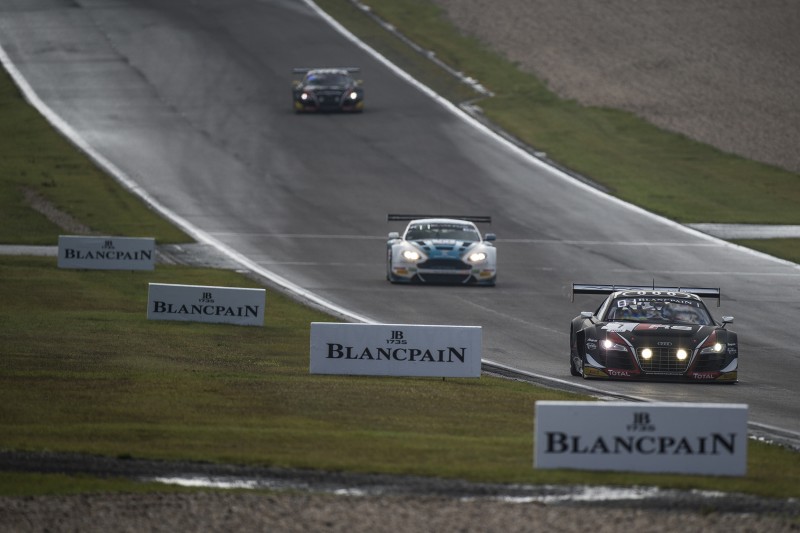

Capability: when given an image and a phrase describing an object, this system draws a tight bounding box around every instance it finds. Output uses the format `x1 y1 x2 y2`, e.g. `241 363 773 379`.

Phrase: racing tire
569 327 582 377
386 250 400 283
569 354 582 377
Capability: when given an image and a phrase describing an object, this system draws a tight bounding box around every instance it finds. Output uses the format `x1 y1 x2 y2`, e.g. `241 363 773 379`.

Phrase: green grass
1 0 799 502
2 256 799 499
733 239 800 265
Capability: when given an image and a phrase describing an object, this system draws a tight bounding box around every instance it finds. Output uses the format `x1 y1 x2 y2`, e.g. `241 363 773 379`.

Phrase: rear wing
292 67 361 74
388 214 491 224
572 283 721 306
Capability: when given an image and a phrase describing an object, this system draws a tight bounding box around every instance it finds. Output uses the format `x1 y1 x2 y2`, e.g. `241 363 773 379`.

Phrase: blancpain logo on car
310 323 482 378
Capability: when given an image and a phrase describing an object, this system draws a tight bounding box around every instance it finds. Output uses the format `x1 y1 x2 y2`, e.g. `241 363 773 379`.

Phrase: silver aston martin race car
386 215 497 286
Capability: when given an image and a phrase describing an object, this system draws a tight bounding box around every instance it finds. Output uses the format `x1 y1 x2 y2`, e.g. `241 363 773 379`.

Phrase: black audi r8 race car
569 284 738 383
386 214 497 286
291 67 364 113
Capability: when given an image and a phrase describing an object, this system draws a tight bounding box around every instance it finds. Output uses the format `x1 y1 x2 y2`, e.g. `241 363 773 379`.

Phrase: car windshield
604 297 713 325
405 223 480 242
305 73 351 86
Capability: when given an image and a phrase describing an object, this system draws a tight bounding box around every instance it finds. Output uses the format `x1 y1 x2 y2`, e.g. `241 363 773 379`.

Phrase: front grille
693 352 728 372
592 350 635 370
417 273 471 284
636 347 690 374
419 258 470 270
315 91 343 109
605 352 636 370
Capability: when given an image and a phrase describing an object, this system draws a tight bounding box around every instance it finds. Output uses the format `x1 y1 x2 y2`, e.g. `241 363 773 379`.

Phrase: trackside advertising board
310 323 482 378
534 401 748 476
58 235 155 270
147 283 265 326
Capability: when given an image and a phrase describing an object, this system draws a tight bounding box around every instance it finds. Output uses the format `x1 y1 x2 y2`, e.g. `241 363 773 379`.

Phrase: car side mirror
388 232 400 239
581 312 594 319
722 316 734 324
484 233 496 242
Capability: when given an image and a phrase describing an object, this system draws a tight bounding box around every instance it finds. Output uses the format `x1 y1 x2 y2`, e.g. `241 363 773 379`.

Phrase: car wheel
569 354 582 377
569 327 582 377
386 249 399 283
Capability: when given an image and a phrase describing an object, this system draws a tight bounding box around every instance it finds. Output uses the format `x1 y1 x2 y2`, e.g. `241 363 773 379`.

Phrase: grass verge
2 256 799 499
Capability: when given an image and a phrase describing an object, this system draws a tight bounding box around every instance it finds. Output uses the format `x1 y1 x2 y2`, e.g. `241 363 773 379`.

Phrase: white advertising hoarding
310 322 482 377
147 283 265 326
58 235 155 270
534 401 748 476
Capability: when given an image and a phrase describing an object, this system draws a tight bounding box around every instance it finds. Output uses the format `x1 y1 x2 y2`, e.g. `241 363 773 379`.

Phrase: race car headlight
676 349 689 360
467 251 487 263
602 339 627 352
401 249 422 262
348 91 359 100
640 348 653 359
700 342 724 354
699 332 725 354
300 92 310 101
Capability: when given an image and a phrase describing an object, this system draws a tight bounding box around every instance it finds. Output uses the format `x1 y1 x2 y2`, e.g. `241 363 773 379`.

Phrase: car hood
598 321 737 355
600 322 714 342
304 84 348 91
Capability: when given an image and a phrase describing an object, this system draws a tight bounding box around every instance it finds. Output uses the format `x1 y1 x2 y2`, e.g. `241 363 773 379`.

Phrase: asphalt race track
1 0 799 443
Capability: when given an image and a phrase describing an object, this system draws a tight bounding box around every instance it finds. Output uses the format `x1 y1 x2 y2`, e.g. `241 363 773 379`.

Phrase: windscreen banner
534 401 748 476
310 322 482 377
58 235 155 270
147 283 265 326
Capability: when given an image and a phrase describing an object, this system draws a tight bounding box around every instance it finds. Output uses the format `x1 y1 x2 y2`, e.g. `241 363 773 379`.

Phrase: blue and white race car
386 215 497 286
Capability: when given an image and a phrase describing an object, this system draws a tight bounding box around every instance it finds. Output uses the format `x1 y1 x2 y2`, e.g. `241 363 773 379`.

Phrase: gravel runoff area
1 491 798 533
0 451 798 532
3 1 800 531
431 0 800 175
